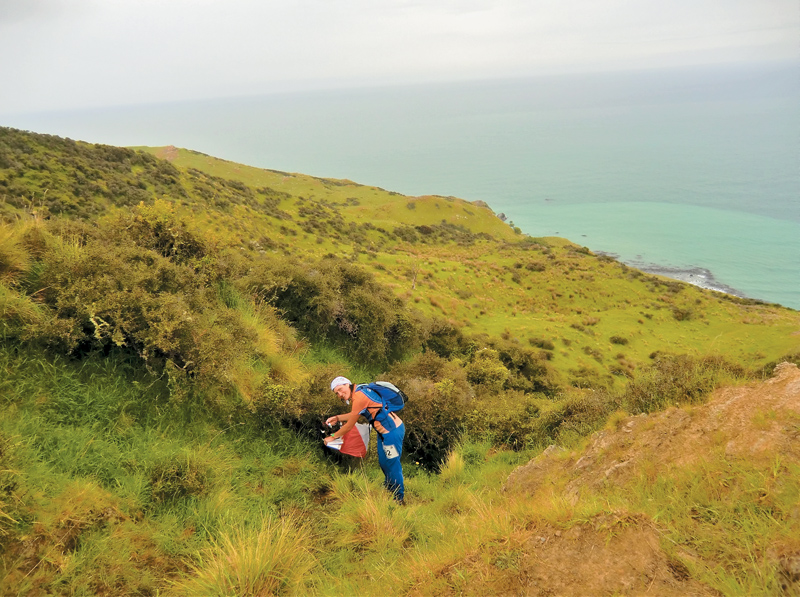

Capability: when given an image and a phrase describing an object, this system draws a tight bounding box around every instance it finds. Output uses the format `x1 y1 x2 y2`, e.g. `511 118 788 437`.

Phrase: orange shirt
353 390 403 435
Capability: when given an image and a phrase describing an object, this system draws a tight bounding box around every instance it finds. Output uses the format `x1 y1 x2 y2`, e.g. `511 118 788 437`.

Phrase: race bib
383 444 400 459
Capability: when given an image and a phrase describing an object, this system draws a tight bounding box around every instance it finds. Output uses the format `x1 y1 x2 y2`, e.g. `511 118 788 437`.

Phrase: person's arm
324 391 368 442
325 411 354 426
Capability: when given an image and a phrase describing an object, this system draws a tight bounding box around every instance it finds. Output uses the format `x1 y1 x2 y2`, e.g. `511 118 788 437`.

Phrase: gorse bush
243 254 421 366
420 316 472 359
462 390 544 450
126 199 209 264
466 348 509 392
485 336 558 395
623 354 748 414
0 127 186 221
386 352 474 469
531 390 618 445
1 211 307 412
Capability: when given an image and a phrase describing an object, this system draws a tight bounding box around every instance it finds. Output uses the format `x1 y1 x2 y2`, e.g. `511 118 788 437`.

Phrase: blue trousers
376 423 405 502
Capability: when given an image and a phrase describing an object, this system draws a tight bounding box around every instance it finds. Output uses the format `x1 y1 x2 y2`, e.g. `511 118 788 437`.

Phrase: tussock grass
324 473 412 554
623 456 800 594
3 341 797 596
173 514 317 596
2 129 800 595
438 449 467 485
0 344 335 593
622 354 748 413
0 223 31 284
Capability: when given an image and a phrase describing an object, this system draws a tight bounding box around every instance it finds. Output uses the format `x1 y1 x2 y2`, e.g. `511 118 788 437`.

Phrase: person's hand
324 436 335 445
325 415 339 426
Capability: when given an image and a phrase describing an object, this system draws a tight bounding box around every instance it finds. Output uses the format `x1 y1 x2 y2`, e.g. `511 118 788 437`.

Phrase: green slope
135 144 800 387
2 128 798 391
3 126 800 597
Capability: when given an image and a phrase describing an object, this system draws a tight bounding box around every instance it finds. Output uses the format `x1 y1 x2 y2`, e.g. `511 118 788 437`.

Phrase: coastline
634 264 747 297
597 253 748 299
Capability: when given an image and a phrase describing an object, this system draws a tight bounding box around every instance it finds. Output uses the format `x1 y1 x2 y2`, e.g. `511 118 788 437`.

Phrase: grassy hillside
1 126 799 595
137 145 799 389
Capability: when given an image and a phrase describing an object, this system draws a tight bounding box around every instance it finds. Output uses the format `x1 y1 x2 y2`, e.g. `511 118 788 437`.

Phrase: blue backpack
356 381 407 413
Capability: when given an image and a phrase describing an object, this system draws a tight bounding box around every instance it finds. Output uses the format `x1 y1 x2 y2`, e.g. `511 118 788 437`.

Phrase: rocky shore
598 253 748 298
633 263 746 297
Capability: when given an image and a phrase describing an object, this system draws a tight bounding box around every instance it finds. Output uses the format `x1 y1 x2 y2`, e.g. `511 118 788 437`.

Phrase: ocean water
4 62 798 309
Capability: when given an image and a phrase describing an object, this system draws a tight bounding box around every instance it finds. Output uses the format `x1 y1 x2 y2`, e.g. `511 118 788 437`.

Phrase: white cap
330 376 351 391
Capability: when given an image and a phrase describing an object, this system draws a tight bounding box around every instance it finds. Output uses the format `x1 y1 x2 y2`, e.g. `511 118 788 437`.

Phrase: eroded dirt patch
507 362 800 499
488 362 800 596
154 145 179 161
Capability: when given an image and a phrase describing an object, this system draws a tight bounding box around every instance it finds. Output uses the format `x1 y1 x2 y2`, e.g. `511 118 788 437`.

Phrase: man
325 376 405 503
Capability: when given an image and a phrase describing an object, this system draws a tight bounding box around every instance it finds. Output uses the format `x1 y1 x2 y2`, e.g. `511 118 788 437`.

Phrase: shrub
527 390 617 446
126 200 208 263
525 261 546 272
623 354 748 414
245 255 420 366
465 349 509 392
256 364 341 443
486 336 558 395
528 337 555 351
609 335 629 345
7 213 310 410
671 306 694 321
759 353 800 376
386 352 473 470
421 316 471 358
463 391 544 450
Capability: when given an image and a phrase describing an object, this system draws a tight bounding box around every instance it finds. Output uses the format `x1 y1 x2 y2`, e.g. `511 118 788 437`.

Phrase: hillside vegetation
1 126 799 595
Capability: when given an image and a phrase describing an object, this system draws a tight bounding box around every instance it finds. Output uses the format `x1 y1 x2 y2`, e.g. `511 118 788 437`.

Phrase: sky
0 0 797 115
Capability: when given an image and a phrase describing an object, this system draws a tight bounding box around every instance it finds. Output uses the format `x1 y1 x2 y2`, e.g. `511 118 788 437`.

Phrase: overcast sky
1 0 797 114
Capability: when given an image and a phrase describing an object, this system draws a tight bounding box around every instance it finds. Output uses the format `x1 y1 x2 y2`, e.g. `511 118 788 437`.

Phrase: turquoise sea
3 62 798 309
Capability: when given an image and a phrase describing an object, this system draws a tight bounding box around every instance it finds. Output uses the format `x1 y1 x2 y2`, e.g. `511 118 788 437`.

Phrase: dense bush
462 390 544 450
623 354 747 414
760 353 800 376
0 127 188 221
2 210 300 411
485 336 558 395
529 390 617 445
243 255 421 366
420 316 473 358
465 348 509 392
385 352 474 469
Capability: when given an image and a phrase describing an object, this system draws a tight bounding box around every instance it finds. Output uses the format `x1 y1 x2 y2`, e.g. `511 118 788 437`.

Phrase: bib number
383 444 400 459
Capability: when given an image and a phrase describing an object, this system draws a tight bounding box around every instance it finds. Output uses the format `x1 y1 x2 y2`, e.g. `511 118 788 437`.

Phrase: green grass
2 128 799 595
2 344 797 595
623 456 800 594
130 145 800 389
0 346 336 594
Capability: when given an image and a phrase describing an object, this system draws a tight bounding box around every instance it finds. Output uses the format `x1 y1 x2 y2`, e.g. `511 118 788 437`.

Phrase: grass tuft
174 514 317 596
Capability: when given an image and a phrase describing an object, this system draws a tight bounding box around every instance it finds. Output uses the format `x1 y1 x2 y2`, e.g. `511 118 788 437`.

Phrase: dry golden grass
174 514 316 596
